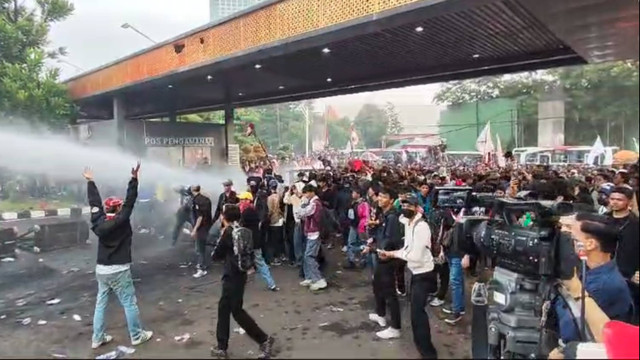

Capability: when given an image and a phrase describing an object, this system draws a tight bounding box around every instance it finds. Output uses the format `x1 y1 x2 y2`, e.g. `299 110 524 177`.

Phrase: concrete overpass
65 0 638 156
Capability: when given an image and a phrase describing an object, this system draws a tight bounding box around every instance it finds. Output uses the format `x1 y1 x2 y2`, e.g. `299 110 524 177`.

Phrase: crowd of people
82 153 639 359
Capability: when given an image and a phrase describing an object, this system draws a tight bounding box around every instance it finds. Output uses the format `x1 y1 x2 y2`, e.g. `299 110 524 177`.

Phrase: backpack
314 200 338 240
231 223 255 272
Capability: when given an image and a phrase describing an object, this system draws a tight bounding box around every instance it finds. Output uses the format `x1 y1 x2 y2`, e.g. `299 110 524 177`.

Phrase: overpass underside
67 0 638 120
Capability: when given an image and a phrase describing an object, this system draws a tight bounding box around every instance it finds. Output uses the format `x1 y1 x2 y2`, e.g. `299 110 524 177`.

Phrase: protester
191 185 213 278
210 205 275 359
212 179 239 225
84 162 153 349
297 184 328 291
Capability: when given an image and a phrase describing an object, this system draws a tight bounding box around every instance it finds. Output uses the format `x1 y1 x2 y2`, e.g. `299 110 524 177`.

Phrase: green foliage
434 61 639 149
327 116 351 150
354 103 388 148
0 0 76 130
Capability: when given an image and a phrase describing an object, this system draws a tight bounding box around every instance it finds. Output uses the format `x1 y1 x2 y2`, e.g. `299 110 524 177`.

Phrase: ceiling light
472 54 480 58
415 26 424 33
167 84 173 88
238 92 244 96
326 78 332 83
322 47 331 54
254 64 262 69
206 75 213 81
278 85 285 90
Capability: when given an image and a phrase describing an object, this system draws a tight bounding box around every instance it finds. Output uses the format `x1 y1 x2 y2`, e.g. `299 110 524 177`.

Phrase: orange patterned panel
66 0 422 99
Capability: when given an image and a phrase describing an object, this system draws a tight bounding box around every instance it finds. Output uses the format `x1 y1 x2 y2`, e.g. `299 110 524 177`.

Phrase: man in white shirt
379 194 438 359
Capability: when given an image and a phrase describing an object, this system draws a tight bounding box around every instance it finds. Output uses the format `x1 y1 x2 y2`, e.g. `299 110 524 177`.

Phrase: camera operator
606 186 639 325
555 213 633 343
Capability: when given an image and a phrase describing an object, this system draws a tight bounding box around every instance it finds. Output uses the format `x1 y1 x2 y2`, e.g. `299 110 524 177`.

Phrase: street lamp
121 23 157 44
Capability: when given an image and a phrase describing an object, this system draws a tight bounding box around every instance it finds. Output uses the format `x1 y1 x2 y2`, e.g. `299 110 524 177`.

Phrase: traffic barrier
0 228 17 259
31 220 89 252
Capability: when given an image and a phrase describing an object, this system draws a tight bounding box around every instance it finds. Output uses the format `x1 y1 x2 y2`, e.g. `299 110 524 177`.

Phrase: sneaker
444 313 463 325
429 298 445 307
131 330 153 346
368 313 387 327
269 285 280 292
309 279 328 291
341 246 348 253
193 269 207 278
91 334 113 349
211 348 228 359
396 289 407 297
442 307 465 315
300 279 312 287
258 336 275 359
271 260 282 266
327 243 334 250
375 327 401 340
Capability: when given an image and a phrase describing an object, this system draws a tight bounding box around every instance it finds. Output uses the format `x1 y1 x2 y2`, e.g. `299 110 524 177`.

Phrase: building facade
209 0 265 22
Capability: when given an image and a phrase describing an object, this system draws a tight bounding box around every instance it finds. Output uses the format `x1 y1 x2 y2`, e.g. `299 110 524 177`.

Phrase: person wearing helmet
83 162 153 349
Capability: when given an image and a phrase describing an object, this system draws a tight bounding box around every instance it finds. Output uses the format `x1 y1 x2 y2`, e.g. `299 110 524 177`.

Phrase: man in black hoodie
84 163 153 349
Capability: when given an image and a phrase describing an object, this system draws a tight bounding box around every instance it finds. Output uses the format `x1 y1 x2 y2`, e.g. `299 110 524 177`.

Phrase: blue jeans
253 249 276 289
92 269 143 343
448 256 465 313
347 227 363 263
303 236 323 282
293 222 304 266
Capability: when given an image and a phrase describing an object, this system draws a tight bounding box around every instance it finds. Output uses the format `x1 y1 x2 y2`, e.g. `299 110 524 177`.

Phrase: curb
0 207 90 221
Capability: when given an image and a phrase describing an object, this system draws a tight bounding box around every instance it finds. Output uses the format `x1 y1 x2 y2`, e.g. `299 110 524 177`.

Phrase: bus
444 151 483 163
518 146 618 166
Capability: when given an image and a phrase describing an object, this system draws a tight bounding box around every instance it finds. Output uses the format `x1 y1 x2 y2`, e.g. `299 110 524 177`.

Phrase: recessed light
415 26 424 32
254 64 262 69
168 85 173 88
326 78 332 83
238 92 244 96
472 54 480 58
206 75 213 81
278 85 285 90
322 47 331 54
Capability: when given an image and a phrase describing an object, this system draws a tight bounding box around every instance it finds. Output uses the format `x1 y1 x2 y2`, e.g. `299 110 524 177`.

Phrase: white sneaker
429 298 445 307
300 279 312 287
310 279 328 291
376 327 400 340
368 313 387 327
193 269 207 278
341 246 348 253
91 334 113 349
131 330 153 346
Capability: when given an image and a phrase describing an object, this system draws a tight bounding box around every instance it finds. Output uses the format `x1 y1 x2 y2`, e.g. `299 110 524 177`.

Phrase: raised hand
131 161 141 178
82 167 94 181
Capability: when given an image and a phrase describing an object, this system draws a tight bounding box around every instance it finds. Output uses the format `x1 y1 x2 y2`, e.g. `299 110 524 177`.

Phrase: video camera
469 198 589 358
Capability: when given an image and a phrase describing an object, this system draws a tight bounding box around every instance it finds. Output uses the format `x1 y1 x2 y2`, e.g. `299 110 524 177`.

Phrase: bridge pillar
224 104 235 163
113 96 127 148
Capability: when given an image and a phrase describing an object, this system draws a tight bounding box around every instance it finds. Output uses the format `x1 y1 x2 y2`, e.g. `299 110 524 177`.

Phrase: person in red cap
83 162 153 349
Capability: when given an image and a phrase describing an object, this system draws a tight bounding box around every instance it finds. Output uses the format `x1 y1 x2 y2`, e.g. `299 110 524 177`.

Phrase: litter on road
318 322 330 327
15 299 27 306
233 327 246 335
116 346 135 355
37 320 48 325
329 305 344 312
0 314 6 320
20 317 32 325
72 314 82 321
1 257 16 262
174 333 191 343
95 350 121 360
33 246 41 253
46 298 62 305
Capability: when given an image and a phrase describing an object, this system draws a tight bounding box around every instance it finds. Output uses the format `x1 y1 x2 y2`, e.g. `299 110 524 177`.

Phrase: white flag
586 135 605 165
633 137 639 153
496 134 506 167
475 122 494 163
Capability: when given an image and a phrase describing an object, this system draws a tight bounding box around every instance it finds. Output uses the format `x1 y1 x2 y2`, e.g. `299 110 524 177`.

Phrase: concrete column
537 90 565 147
224 104 235 162
113 96 126 148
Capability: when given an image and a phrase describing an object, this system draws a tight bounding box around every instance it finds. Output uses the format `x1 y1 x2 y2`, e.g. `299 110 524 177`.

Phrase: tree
384 102 402 135
0 0 76 130
327 116 351 149
434 61 639 149
354 103 388 149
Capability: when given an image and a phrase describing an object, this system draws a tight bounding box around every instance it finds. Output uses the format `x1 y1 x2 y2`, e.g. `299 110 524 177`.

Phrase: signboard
227 144 240 166
144 137 215 147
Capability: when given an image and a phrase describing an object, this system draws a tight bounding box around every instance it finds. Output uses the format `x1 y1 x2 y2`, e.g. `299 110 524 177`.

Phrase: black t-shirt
610 213 639 279
193 194 213 230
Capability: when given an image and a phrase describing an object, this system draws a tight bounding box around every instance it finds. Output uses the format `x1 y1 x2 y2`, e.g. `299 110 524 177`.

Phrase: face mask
402 209 416 219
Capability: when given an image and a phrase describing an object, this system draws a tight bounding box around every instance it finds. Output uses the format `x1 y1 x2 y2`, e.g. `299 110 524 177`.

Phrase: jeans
373 262 401 329
410 271 438 359
216 274 268 351
293 222 304 266
92 269 143 344
303 236 323 282
448 256 465 314
253 249 276 289
195 229 209 270
347 227 363 263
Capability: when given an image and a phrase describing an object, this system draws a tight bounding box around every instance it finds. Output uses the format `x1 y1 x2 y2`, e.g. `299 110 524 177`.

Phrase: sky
47 0 442 121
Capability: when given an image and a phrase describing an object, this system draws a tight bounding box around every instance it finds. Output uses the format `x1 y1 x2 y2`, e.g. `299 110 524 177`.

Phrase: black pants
434 263 450 300
411 271 438 359
284 223 295 263
373 262 401 329
172 209 190 245
195 228 210 270
395 261 407 294
216 274 268 351
266 226 284 263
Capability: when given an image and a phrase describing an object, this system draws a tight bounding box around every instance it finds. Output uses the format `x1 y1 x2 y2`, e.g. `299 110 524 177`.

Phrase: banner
475 121 494 163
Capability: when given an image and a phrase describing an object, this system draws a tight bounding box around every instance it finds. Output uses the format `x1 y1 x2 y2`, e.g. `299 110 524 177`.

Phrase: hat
238 191 253 201
222 179 233 187
401 194 420 206
104 196 123 208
